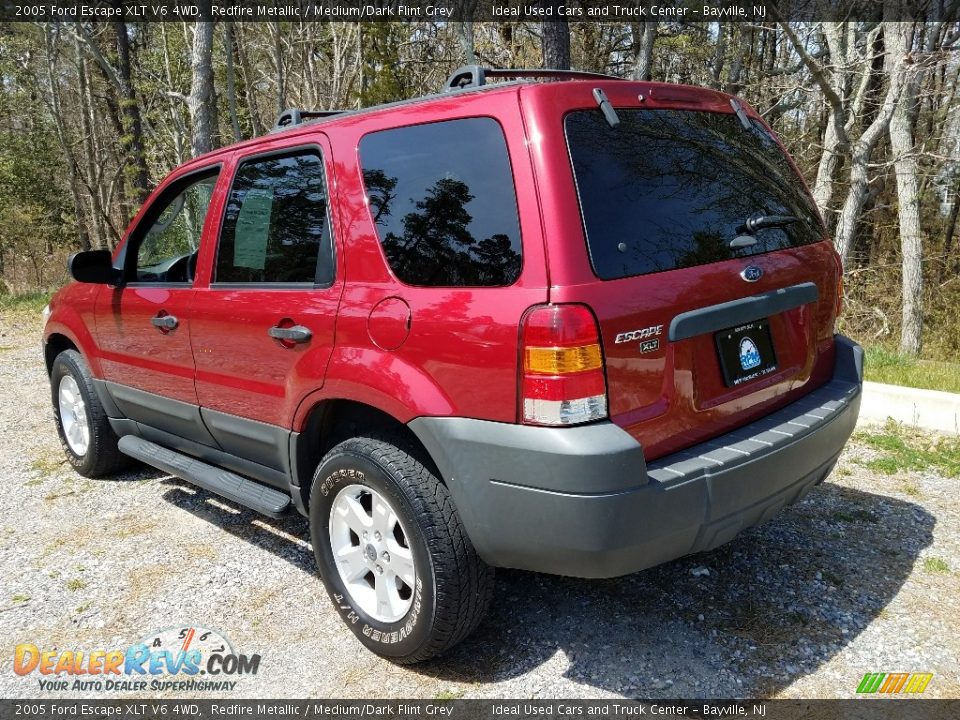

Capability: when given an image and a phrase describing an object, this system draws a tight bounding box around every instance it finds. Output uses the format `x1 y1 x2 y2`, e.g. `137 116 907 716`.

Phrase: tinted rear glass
565 109 823 280
359 118 521 287
216 151 332 284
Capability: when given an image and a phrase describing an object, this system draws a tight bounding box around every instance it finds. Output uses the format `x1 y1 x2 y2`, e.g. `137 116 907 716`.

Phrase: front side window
134 173 218 283
216 151 332 284
359 117 522 287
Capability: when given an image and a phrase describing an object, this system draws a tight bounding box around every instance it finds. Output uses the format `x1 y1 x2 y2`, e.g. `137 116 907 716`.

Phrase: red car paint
44 79 841 463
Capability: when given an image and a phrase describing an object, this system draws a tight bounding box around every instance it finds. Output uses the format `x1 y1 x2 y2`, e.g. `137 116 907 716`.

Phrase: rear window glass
359 117 522 287
216 151 333 285
565 109 823 280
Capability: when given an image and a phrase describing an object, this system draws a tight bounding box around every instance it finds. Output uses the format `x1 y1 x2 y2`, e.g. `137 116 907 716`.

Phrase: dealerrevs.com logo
14 626 260 693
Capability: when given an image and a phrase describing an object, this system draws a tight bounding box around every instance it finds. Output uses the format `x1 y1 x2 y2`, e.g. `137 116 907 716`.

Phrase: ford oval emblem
741 265 763 282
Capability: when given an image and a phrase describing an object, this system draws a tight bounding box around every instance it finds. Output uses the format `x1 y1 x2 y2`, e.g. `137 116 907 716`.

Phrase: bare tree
887 23 925 355
781 21 905 263
632 22 656 80
223 24 243 143
188 19 215 157
112 12 148 201
540 6 571 70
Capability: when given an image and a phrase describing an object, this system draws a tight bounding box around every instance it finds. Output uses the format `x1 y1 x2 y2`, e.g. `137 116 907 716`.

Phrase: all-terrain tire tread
317 434 493 663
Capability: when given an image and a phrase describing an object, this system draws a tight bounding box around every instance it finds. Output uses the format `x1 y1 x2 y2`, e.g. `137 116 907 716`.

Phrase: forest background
1 11 959 372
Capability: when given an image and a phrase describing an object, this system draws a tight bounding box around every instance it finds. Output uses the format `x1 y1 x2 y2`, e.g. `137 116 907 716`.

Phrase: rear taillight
520 304 608 426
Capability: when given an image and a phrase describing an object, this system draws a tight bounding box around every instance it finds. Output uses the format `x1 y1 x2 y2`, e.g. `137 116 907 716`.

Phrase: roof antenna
593 88 620 128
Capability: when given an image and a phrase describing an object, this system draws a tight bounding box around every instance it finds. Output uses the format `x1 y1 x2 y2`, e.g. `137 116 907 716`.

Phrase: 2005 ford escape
42 66 863 663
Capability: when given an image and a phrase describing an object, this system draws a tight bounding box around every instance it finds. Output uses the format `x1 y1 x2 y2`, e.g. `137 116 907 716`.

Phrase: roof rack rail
443 65 623 92
272 108 343 132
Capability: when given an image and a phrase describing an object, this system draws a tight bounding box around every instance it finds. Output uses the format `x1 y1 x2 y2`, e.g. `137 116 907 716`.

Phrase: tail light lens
520 304 608 426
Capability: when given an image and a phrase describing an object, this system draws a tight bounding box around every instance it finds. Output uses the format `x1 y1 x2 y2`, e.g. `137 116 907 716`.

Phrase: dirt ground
1 308 957 699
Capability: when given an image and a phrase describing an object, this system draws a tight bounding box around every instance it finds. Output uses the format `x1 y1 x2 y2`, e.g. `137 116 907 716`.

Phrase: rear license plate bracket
715 319 778 387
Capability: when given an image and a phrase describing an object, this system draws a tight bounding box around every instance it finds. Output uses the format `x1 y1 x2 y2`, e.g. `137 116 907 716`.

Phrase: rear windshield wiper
740 214 800 232
730 214 800 249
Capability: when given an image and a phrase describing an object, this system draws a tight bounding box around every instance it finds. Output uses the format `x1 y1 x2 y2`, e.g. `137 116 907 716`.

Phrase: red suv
43 67 862 663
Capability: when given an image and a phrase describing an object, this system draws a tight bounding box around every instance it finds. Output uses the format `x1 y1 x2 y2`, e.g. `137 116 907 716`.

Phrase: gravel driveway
1 309 958 699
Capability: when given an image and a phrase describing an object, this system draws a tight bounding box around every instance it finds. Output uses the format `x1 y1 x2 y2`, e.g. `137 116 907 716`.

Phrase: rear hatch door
557 93 840 459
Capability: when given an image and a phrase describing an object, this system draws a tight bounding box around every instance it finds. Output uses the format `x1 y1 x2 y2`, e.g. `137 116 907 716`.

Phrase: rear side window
566 109 823 280
359 118 522 287
216 150 333 284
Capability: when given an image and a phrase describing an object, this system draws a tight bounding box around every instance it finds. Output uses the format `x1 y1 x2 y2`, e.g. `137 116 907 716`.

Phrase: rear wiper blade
729 214 800 249
740 214 800 233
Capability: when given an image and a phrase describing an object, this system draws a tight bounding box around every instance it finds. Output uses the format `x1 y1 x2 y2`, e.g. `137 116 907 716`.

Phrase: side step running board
118 436 291 518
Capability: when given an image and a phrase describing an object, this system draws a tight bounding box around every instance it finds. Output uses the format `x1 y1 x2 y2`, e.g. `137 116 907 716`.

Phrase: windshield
565 109 823 280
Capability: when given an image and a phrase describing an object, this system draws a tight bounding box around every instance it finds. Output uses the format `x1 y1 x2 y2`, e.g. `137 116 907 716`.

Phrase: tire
50 349 130 478
309 435 494 664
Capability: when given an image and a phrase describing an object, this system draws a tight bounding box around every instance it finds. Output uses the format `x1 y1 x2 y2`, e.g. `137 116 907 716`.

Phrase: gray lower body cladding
410 335 863 579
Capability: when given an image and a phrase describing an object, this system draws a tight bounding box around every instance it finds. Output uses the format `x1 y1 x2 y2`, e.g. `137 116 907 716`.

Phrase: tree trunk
234 25 263 136
43 25 92 251
75 36 109 249
112 12 149 202
457 22 476 65
942 178 960 273
812 111 844 222
632 22 656 81
833 25 906 265
540 5 571 70
223 24 243 143
188 19 216 157
160 23 188 165
272 22 287 114
888 22 924 356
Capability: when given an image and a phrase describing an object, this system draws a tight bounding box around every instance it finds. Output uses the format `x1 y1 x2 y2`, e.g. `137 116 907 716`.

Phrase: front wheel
50 350 129 478
309 435 493 663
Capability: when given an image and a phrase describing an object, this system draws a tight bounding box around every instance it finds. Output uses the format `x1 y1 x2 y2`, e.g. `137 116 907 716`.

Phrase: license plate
715 319 778 387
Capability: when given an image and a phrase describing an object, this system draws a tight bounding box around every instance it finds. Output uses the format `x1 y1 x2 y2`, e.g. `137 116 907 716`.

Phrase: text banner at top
2 0 958 23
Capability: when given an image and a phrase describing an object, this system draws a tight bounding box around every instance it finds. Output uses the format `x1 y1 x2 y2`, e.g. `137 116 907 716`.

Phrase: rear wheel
309 435 493 663
50 350 129 478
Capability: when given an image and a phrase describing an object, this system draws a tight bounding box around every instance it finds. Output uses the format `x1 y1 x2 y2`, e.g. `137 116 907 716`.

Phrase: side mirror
68 250 121 285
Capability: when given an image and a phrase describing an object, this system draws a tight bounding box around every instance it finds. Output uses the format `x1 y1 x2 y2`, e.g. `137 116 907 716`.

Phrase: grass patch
11 594 30 604
65 578 86 592
434 690 464 701
30 455 65 477
901 481 922 497
864 346 960 394
923 557 951 575
74 602 92 614
854 421 960 478
0 290 52 314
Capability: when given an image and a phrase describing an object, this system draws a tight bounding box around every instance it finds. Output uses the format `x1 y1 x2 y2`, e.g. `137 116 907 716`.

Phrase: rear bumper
410 335 863 578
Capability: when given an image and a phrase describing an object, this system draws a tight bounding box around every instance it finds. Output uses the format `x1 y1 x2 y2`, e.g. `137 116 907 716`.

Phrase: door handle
268 324 312 344
151 314 179 331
